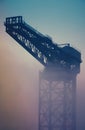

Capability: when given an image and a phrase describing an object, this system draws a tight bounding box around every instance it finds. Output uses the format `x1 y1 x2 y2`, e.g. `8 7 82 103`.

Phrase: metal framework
4 16 82 130
39 69 76 130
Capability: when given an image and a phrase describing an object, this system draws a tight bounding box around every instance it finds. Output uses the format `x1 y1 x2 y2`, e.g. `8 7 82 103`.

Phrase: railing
5 16 23 25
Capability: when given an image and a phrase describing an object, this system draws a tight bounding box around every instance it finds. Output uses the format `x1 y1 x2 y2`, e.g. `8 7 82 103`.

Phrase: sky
0 0 85 130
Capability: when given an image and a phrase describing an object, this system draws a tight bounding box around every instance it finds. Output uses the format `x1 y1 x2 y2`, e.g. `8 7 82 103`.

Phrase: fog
0 41 42 130
0 0 85 128
0 40 85 130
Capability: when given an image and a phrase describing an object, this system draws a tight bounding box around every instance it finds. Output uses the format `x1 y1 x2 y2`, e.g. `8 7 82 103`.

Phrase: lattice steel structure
39 68 77 130
4 16 82 130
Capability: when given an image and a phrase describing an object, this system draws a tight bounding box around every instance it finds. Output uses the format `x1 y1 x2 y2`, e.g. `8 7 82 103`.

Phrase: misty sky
0 0 85 130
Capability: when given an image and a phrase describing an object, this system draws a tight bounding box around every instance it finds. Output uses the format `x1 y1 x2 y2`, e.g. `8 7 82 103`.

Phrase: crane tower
4 16 82 130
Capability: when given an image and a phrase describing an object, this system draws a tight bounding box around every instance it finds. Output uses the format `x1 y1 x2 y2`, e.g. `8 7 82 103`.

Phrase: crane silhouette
4 16 81 130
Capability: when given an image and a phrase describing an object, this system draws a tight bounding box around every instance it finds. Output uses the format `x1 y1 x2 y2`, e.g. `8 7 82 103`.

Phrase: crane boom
4 16 81 73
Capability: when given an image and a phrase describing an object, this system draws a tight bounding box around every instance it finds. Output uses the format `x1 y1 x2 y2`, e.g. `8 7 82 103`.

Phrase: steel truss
39 69 76 130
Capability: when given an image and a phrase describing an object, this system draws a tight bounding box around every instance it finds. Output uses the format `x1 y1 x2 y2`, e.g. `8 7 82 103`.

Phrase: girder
4 16 81 74
39 69 76 130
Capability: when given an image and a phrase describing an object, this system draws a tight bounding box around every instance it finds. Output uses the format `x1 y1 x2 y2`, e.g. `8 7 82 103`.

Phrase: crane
4 16 81 130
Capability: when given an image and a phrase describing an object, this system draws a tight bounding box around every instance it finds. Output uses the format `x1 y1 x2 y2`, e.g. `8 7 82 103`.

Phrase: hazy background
0 0 85 130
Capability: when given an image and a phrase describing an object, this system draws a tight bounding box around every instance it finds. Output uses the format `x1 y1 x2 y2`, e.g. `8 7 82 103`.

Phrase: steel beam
39 69 77 130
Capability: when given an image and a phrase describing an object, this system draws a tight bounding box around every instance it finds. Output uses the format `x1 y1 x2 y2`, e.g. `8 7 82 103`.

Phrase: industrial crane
4 16 81 130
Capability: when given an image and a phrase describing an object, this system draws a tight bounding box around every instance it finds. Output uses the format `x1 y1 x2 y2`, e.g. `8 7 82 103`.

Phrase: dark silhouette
4 16 82 130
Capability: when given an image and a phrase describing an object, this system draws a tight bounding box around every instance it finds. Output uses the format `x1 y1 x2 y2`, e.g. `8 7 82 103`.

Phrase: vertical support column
39 70 77 130
72 76 76 130
63 77 76 130
39 71 50 130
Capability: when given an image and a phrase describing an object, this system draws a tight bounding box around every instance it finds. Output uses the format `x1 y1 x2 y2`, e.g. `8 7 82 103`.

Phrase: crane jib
4 16 82 74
